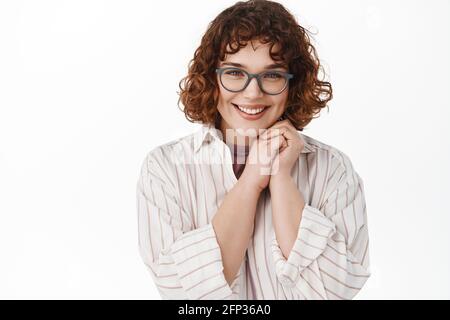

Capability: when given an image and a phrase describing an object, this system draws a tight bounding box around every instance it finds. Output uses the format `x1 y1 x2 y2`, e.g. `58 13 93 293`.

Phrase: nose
243 77 264 98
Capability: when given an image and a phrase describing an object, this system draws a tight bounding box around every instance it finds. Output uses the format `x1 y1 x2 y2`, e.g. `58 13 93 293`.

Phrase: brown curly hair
177 0 332 131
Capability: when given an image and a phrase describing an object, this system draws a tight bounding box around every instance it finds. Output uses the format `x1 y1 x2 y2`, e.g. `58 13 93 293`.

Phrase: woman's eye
264 72 282 79
225 70 244 76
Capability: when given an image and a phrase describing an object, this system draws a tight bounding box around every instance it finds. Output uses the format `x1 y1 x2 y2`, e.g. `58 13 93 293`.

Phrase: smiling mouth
232 103 269 115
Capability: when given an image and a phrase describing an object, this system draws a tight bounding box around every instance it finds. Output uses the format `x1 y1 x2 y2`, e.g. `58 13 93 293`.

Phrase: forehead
222 40 285 70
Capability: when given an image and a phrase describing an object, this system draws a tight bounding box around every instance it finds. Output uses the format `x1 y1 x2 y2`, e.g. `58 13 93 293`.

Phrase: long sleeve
137 151 237 300
271 153 371 300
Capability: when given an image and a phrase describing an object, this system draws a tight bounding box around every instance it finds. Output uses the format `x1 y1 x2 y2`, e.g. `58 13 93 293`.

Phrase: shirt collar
193 123 315 154
193 123 223 154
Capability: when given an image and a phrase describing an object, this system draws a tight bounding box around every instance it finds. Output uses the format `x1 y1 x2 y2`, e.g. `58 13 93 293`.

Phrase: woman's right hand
239 129 286 193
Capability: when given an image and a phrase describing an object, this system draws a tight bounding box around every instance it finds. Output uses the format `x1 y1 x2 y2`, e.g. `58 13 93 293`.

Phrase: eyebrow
220 62 287 70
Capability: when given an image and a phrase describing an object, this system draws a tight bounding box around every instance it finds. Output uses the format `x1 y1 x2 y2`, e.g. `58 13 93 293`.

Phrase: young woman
137 0 370 300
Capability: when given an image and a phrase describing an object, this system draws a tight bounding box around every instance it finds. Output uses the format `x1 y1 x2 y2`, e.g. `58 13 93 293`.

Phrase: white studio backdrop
0 0 449 299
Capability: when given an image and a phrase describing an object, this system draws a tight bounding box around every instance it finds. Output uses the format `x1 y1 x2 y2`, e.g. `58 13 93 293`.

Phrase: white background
1 0 449 299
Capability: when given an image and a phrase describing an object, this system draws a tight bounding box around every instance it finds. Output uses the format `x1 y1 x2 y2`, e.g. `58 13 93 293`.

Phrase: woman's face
216 40 289 143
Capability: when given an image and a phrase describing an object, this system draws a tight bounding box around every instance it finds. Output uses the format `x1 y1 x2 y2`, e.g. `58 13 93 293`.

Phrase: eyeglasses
215 67 294 95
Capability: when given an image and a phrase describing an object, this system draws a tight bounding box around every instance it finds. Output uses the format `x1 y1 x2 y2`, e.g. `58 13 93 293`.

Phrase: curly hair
177 0 332 130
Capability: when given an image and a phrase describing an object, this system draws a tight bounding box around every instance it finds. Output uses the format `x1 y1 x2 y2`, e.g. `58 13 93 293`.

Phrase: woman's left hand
260 119 305 179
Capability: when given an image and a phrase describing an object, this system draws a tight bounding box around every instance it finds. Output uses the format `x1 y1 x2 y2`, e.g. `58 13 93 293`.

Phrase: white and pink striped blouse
136 123 370 300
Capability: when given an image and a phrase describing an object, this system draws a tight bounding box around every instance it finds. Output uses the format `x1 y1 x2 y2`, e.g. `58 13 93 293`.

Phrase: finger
260 127 289 140
279 126 298 142
270 118 293 129
280 137 288 149
278 135 289 153
271 123 299 140
269 124 290 132
275 127 304 152
266 134 286 156
258 128 271 140
256 140 280 165
259 128 279 139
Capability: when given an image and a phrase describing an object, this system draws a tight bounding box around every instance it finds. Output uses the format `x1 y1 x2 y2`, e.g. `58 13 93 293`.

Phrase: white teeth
236 105 266 115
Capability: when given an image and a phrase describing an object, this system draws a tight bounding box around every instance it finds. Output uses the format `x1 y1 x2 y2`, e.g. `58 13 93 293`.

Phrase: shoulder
300 132 360 184
143 131 197 164
138 131 198 186
301 133 353 166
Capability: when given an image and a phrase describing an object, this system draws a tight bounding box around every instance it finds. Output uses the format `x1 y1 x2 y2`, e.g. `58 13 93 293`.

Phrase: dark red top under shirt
228 143 250 179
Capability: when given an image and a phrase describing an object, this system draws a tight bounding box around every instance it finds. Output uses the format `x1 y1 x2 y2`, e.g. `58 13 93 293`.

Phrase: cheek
217 91 233 114
218 89 235 106
276 91 289 108
270 93 288 109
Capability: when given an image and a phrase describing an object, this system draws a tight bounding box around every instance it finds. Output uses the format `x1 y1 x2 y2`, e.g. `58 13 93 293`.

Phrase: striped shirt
136 123 371 300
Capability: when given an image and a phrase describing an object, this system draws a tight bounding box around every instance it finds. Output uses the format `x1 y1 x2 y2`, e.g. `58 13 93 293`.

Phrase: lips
232 103 270 120
232 103 269 114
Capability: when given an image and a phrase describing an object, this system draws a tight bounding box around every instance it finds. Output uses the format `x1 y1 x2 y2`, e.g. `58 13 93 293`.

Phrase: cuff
272 204 336 287
170 223 233 299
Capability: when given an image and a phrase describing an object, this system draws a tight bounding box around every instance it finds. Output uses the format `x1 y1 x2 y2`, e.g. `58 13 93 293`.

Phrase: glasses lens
260 71 288 94
221 69 249 92
220 69 288 94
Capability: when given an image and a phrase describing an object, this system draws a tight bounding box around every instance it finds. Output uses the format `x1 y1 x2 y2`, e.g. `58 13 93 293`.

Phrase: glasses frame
215 67 294 96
